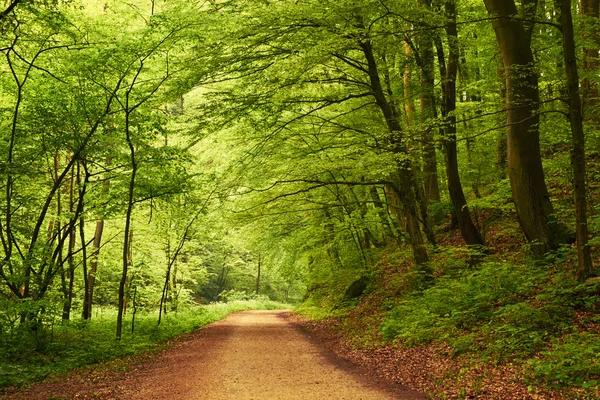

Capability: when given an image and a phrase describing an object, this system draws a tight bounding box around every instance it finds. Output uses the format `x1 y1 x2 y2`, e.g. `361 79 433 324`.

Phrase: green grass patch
0 300 289 388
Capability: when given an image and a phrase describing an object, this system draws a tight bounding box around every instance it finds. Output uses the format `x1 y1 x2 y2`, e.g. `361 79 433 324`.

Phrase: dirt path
3 310 427 400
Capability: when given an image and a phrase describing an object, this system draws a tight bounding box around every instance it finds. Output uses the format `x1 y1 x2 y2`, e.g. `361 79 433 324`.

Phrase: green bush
528 332 600 390
381 262 579 360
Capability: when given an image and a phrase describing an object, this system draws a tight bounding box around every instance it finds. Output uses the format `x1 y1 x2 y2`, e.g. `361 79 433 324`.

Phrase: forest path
122 310 426 399
4 310 427 399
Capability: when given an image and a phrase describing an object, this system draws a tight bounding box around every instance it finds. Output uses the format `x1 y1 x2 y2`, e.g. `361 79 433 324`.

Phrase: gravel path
3 310 427 399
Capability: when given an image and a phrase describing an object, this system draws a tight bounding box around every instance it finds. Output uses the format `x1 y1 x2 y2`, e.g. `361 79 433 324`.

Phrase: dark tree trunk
417 0 441 205
256 253 261 296
369 186 397 244
323 207 344 269
495 59 508 176
117 108 136 340
76 164 88 321
83 220 103 320
359 39 431 273
83 153 110 320
483 0 565 255
439 0 485 247
581 0 600 119
158 237 172 326
403 42 417 128
556 0 593 280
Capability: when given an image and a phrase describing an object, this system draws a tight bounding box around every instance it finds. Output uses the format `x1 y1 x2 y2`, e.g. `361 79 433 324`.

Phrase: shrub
528 332 600 390
381 261 579 360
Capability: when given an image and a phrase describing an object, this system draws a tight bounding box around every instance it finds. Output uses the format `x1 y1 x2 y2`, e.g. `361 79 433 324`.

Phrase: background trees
1 0 599 394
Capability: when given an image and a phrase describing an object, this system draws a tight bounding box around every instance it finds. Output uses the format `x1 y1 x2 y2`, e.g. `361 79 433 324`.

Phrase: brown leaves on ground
289 314 574 400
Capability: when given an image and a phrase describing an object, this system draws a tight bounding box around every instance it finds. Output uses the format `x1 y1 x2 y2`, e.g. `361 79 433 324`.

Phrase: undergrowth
380 259 600 392
300 247 600 396
0 300 288 388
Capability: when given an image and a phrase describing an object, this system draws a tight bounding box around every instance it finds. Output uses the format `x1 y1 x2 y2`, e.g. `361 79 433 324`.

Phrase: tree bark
580 0 600 119
83 152 110 320
359 39 431 272
256 253 261 296
440 0 485 247
117 107 136 340
495 58 508 176
403 43 417 128
416 3 441 205
483 0 565 255
556 0 593 280
83 220 103 320
369 186 397 244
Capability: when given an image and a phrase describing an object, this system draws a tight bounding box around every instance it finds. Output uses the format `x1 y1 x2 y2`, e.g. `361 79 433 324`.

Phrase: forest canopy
1 0 600 395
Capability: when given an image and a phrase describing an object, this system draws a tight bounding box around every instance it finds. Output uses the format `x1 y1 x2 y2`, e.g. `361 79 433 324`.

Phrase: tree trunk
323 207 344 269
256 253 261 296
440 0 485 247
495 58 508 176
416 8 441 205
158 236 172 325
369 186 397 244
83 220 103 320
483 0 565 255
581 0 600 120
117 108 136 340
399 49 436 247
403 43 417 127
62 163 76 321
556 0 593 280
83 152 110 320
359 39 431 272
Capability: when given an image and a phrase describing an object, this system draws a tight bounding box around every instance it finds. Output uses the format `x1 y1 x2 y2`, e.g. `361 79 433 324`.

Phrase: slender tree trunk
57 161 67 320
323 207 344 269
62 225 76 321
83 153 110 320
158 236 172 325
483 0 566 255
439 0 485 247
256 253 261 296
369 186 397 244
399 48 436 247
417 0 441 205
171 259 178 311
496 58 508 176
403 43 417 128
83 220 103 320
581 0 600 120
117 108 136 340
217 266 228 296
124 229 134 315
419 41 440 204
360 39 430 272
556 0 593 280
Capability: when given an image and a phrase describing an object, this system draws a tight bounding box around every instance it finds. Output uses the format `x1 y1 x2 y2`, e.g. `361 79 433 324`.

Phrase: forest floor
0 310 427 400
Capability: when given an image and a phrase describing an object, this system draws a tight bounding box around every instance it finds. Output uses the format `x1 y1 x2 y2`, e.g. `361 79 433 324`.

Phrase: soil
1 310 428 400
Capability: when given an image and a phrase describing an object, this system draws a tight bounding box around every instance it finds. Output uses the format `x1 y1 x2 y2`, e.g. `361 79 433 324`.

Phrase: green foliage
381 262 583 361
0 0 598 396
528 332 600 390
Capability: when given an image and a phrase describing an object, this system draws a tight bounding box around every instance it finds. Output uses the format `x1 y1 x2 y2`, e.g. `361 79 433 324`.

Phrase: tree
483 0 566 255
555 0 593 280
438 0 484 247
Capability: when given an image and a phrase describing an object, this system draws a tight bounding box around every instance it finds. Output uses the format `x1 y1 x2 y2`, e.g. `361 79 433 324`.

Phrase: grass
0 300 289 388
